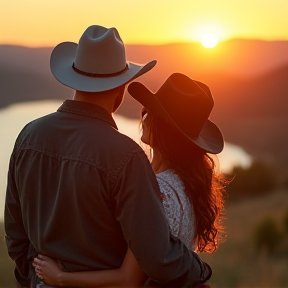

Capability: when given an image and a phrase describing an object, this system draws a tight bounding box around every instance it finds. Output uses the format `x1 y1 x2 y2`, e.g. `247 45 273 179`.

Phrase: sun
201 33 219 48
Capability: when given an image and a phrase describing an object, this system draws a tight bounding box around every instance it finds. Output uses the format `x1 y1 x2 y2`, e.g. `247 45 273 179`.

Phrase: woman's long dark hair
141 109 227 253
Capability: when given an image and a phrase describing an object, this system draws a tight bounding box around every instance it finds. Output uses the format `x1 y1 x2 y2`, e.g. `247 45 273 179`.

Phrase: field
1 189 288 288
201 189 288 288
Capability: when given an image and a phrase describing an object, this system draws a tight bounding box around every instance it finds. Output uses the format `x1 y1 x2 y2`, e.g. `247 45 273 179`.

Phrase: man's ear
112 85 126 113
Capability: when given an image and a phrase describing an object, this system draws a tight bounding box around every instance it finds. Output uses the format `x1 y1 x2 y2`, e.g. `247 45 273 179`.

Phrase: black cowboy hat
128 73 224 154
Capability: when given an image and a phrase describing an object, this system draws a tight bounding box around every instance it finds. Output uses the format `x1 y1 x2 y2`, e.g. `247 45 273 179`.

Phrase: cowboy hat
128 73 224 154
50 25 157 92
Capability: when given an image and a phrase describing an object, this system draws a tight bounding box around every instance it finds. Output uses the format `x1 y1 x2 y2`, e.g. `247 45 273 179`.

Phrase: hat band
72 63 129 78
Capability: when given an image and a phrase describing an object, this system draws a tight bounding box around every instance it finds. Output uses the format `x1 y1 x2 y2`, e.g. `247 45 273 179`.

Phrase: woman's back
156 169 195 250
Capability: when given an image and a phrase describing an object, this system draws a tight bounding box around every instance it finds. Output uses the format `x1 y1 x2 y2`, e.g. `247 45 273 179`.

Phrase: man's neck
73 90 115 114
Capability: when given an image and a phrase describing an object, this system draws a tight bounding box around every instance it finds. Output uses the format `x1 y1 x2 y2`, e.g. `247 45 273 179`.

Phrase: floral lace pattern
156 170 195 250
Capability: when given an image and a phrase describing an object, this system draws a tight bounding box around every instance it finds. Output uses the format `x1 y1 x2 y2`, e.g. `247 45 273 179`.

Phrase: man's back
6 100 160 271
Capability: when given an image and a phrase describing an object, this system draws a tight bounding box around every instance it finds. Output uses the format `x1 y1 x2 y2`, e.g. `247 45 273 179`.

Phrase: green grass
1 189 288 288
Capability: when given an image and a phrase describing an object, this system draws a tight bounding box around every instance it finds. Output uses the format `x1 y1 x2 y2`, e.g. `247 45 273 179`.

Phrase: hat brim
50 42 157 92
128 82 224 154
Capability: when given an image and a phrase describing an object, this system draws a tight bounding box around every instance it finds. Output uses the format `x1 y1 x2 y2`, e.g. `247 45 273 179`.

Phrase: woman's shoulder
156 169 184 189
156 170 187 201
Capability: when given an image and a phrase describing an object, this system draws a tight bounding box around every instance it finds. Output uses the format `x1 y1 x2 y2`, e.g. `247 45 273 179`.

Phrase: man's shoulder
114 131 143 151
21 112 58 130
15 112 57 139
105 129 147 163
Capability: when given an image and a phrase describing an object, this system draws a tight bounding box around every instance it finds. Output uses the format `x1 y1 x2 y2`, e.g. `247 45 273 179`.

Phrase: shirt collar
57 99 118 130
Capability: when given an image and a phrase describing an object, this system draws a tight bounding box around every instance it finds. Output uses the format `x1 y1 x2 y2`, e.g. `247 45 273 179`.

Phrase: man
5 25 212 287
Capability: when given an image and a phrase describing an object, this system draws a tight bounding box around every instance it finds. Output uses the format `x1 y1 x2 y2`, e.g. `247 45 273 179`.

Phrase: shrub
254 218 281 254
225 161 277 201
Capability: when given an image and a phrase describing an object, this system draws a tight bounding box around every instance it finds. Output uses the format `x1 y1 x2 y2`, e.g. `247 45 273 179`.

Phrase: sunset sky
1 0 287 47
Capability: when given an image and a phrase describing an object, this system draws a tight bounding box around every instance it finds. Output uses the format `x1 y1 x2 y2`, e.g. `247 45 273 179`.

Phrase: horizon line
1 37 288 49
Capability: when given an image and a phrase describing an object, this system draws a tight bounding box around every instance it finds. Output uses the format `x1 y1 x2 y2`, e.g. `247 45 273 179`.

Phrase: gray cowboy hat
128 73 224 154
50 25 157 92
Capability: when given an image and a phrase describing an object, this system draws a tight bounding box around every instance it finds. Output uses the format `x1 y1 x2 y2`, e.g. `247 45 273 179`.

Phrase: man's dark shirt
5 100 211 287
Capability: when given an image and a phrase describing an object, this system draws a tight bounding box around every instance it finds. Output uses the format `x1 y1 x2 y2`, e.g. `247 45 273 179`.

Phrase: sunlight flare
201 33 219 48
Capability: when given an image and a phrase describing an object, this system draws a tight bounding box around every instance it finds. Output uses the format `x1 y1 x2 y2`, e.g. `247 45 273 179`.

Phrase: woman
33 73 227 287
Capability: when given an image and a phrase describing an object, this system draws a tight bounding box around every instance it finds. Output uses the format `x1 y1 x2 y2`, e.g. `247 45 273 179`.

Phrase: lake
0 100 252 220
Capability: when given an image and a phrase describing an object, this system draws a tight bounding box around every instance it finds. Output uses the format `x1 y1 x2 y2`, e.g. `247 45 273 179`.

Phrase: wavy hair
140 108 227 253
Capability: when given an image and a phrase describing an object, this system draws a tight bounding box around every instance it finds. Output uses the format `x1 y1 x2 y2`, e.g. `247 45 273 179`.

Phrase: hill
126 39 288 78
0 40 288 167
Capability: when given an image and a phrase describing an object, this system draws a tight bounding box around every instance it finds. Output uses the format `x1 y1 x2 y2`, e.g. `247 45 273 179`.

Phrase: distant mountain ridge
1 40 288 167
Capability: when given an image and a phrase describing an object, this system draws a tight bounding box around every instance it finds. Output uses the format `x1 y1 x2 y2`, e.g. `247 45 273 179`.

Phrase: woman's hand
33 254 63 286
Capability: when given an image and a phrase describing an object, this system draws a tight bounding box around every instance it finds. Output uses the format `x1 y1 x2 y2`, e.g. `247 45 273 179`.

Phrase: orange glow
0 0 288 47
201 33 219 48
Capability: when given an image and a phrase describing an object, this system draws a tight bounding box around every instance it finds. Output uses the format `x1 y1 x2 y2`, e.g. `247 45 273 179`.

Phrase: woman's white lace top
156 170 195 250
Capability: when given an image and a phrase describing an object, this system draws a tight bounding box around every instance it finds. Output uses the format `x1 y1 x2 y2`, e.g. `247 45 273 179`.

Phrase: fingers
33 258 41 265
33 256 45 277
37 254 52 261
38 254 49 260
32 262 43 278
33 255 49 267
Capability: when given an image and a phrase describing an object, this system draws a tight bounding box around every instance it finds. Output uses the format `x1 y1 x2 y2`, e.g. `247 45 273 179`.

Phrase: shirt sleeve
4 149 31 287
112 150 211 286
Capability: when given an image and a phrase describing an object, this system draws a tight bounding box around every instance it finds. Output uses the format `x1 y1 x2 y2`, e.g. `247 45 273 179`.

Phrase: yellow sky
1 0 287 47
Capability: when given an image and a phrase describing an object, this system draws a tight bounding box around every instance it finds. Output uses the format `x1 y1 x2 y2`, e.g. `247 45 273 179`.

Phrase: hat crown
156 73 214 137
74 25 126 75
